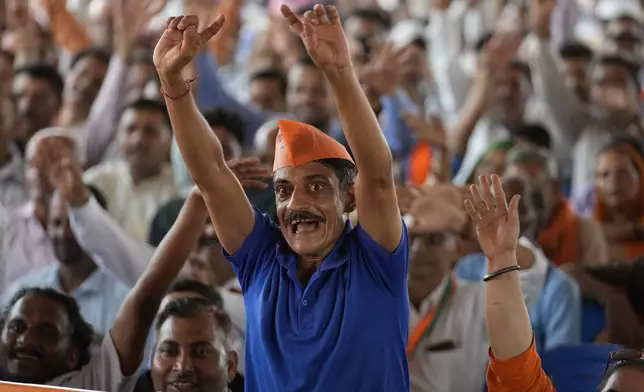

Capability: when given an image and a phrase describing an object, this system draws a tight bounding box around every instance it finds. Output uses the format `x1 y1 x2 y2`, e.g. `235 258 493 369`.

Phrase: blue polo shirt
225 208 410 392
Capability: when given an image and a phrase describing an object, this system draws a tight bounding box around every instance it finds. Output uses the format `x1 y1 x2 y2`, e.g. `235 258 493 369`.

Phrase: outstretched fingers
490 174 509 213
314 4 329 24
281 5 304 34
464 199 482 223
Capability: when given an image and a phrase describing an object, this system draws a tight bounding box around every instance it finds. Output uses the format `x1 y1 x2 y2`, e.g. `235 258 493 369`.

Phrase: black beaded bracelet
483 265 521 282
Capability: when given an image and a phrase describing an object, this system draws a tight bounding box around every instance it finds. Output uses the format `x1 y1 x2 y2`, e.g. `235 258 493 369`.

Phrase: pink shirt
0 202 57 294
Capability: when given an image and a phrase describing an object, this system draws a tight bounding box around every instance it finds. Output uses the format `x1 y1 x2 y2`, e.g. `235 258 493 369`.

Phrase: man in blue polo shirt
153 5 409 392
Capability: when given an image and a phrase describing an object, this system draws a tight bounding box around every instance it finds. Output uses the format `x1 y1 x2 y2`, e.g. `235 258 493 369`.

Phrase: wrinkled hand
464 175 521 265
153 14 225 76
114 0 167 56
281 4 350 73
361 43 400 97
409 185 467 233
48 157 90 207
401 113 446 147
396 184 421 214
479 32 523 73
227 157 272 189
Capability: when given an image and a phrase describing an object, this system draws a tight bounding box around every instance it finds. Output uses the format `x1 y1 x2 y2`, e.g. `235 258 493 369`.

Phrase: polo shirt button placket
302 300 308 306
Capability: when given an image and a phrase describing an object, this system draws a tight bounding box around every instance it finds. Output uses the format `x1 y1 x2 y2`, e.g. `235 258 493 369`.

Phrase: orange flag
0 382 93 392
273 120 354 172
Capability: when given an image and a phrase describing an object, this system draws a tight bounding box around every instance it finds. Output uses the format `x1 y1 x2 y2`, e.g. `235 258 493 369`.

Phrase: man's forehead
9 296 67 324
157 314 218 341
273 162 335 182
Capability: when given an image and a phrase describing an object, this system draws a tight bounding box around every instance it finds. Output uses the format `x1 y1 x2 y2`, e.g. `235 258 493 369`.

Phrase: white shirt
68 198 247 374
408 237 549 392
83 160 179 242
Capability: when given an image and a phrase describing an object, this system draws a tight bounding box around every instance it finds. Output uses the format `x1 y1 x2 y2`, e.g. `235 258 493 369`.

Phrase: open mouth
11 348 43 363
169 381 198 390
290 218 322 234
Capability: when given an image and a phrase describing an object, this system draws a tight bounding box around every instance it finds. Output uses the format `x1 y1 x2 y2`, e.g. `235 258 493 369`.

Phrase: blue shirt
2 266 130 336
454 254 581 353
225 208 410 392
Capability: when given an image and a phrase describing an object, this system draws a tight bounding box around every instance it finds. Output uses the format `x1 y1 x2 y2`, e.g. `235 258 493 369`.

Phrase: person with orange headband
153 5 408 391
593 137 644 262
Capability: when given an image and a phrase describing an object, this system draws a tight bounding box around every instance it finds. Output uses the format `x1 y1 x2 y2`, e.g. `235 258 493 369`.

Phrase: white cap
595 0 643 23
388 19 425 48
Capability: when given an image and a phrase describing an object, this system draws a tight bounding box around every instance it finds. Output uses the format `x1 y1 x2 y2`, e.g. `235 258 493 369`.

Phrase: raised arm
153 15 255 254
50 157 209 376
465 175 554 392
282 4 400 251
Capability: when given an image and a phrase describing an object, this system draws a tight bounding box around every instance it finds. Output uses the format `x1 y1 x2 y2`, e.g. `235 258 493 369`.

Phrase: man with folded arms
153 5 409 391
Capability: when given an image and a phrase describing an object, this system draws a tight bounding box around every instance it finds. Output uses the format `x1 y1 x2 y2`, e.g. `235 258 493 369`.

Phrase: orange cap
272 120 354 172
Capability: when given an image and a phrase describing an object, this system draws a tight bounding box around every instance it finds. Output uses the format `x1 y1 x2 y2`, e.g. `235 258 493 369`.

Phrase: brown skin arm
155 15 254 255
328 69 402 252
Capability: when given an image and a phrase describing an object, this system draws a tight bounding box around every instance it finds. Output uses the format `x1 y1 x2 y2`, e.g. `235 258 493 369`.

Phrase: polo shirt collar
276 219 353 272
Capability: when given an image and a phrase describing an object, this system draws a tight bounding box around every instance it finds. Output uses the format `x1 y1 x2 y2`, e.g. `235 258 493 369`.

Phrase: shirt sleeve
223 207 280 291
69 196 152 288
354 219 409 296
487 338 555 392
47 332 139 392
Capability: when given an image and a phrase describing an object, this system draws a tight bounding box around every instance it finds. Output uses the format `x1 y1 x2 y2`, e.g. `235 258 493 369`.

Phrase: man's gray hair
25 127 82 162
505 144 558 179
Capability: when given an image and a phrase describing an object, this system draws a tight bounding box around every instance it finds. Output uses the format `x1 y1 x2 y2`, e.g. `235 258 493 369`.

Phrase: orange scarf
407 276 456 356
538 199 580 266
408 142 432 185
594 142 644 261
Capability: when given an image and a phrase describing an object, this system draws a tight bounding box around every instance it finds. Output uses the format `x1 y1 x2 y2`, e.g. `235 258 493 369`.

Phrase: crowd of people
0 0 644 391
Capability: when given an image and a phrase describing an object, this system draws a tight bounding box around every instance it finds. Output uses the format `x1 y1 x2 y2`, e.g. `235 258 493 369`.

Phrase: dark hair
0 288 95 370
559 42 594 60
124 98 171 127
317 158 357 191
250 68 288 98
598 360 644 391
600 135 644 158
0 50 15 65
13 65 64 99
203 108 245 146
510 59 532 82
344 7 392 30
514 123 552 150
592 53 641 89
85 184 108 210
167 279 224 309
156 297 232 339
295 56 318 69
474 33 494 53
69 47 111 70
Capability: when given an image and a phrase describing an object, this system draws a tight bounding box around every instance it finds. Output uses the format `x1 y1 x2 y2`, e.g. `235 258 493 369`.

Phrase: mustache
10 344 43 359
165 371 198 384
285 210 325 225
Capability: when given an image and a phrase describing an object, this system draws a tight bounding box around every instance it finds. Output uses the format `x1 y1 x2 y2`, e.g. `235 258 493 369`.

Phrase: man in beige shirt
83 98 178 242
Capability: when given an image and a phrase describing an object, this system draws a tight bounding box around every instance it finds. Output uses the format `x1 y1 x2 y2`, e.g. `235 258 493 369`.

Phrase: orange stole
538 200 580 266
407 276 456 356
0 382 90 392
408 142 432 186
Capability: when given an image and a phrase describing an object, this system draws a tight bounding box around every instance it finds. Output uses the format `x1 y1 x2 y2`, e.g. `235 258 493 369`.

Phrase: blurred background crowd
1 0 644 391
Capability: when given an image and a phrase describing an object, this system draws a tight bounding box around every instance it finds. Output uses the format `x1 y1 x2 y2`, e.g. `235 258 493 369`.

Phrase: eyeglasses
604 349 644 373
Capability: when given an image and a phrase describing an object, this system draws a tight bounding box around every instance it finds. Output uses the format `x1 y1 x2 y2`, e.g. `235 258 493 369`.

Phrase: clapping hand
464 175 521 267
153 14 225 77
281 4 350 73
48 157 91 207
227 157 272 189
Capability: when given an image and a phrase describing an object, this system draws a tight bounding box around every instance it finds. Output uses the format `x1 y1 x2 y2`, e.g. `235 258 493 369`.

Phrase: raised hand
48 157 90 207
361 43 400 97
114 0 167 58
409 185 468 233
281 4 350 72
227 157 272 189
153 14 225 77
464 175 521 265
401 113 446 147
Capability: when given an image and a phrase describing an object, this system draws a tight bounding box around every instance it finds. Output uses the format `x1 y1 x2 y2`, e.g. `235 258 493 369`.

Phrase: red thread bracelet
160 76 197 100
